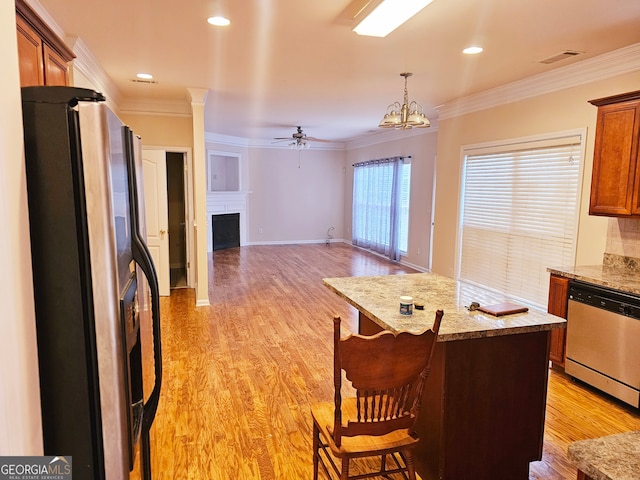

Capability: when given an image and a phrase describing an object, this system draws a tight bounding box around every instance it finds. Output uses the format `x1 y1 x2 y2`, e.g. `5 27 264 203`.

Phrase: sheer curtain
352 157 404 261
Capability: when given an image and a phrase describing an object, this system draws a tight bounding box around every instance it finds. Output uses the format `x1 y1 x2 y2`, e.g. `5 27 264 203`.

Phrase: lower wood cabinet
547 274 570 367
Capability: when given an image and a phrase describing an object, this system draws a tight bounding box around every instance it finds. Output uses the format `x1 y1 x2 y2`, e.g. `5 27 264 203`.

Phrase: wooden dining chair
311 310 443 480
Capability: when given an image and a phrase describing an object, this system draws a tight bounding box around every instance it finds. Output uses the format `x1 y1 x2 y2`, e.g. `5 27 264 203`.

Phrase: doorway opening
166 152 188 288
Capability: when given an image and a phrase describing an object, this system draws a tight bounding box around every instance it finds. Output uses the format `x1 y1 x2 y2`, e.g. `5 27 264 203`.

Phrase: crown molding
23 0 66 42
437 42 640 120
205 132 251 147
119 99 192 117
68 37 122 108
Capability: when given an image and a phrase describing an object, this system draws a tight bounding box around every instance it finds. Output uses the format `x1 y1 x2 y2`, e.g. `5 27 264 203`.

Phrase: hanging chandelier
378 72 430 129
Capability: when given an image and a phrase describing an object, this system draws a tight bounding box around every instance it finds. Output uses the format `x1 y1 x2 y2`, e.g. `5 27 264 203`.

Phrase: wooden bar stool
311 310 443 480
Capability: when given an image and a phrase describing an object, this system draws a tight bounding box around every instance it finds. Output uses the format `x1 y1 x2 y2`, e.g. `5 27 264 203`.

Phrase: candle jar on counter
399 296 414 315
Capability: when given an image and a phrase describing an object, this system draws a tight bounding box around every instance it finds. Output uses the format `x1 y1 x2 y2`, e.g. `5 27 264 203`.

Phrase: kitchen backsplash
605 218 640 269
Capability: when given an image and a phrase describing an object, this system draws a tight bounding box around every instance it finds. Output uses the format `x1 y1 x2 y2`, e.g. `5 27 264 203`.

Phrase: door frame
143 145 195 289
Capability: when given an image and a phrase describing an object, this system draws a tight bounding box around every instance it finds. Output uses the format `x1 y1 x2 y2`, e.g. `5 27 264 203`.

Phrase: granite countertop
568 430 640 480
323 272 565 342
548 253 640 296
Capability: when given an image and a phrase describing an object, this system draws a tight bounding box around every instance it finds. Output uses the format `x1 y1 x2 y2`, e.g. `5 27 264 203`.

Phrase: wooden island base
359 313 550 480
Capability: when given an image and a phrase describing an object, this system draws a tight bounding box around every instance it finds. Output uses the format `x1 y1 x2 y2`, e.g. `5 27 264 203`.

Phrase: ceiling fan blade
274 128 330 144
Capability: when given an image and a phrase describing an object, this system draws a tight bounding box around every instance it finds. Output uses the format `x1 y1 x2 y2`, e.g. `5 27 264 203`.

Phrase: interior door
141 148 170 296
182 154 192 286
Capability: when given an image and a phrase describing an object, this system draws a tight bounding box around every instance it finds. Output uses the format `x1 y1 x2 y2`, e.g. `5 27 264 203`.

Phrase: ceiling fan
273 126 329 149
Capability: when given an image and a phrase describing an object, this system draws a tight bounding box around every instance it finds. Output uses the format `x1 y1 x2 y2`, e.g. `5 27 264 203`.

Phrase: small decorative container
400 296 414 315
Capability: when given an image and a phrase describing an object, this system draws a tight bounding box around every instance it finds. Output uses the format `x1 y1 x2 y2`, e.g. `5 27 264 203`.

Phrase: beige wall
432 71 640 278
0 0 43 454
119 113 194 148
345 131 438 270
247 147 346 243
70 66 93 90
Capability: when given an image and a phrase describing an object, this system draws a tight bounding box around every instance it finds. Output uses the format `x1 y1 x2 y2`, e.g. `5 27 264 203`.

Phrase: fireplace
212 213 240 251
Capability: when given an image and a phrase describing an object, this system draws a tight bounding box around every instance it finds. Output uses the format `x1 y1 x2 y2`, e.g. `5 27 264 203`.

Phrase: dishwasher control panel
568 281 640 320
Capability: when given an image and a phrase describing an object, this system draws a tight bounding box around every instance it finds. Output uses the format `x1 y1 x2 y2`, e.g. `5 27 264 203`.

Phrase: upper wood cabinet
16 13 44 86
16 0 74 87
43 44 70 86
547 274 570 367
588 90 640 217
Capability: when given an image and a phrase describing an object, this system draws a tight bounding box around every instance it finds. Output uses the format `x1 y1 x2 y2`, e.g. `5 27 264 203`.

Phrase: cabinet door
547 275 570 366
589 100 640 216
43 44 69 86
16 14 44 86
633 139 640 216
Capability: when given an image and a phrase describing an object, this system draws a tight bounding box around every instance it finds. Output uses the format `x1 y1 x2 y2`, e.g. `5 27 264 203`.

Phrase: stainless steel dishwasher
566 280 640 408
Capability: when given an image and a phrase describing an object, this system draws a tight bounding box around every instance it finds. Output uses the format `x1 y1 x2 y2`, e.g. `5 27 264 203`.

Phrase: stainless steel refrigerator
21 87 162 480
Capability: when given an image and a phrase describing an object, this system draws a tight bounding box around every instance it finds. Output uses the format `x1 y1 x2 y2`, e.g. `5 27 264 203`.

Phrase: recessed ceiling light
463 46 483 55
207 16 230 26
136 73 153 79
353 0 434 38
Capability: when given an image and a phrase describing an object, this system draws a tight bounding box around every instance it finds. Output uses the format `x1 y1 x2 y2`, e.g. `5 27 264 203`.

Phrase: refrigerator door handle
123 125 162 426
132 240 161 480
133 241 162 426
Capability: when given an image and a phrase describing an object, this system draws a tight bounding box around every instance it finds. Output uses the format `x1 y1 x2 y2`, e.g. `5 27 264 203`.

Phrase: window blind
398 163 411 253
459 133 582 308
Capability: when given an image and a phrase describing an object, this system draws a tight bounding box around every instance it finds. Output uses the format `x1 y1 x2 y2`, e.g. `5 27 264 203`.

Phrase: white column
0 0 43 454
188 88 211 307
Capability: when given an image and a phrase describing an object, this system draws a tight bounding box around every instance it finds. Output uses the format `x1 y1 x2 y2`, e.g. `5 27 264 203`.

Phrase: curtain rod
352 155 411 167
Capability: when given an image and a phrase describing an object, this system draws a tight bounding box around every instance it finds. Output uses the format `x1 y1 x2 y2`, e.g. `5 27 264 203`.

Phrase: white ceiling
34 0 640 143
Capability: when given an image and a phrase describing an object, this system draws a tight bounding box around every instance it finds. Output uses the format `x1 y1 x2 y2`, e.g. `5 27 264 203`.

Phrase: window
352 156 411 260
459 131 583 308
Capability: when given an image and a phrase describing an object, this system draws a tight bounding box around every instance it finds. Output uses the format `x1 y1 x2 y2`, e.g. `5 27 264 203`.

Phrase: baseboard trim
234 238 347 248
400 259 429 273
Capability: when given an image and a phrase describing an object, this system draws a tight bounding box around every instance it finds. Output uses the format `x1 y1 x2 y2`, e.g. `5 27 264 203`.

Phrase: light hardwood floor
137 243 640 479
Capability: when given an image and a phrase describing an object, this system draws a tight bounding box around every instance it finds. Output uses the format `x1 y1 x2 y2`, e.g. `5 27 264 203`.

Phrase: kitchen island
323 272 566 480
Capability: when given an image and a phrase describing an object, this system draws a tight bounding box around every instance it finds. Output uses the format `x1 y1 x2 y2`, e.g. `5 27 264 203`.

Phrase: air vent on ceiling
130 78 158 84
539 50 583 64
